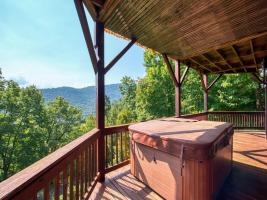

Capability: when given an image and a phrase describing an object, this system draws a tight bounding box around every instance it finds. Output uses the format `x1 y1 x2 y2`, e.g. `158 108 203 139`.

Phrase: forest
0 50 264 181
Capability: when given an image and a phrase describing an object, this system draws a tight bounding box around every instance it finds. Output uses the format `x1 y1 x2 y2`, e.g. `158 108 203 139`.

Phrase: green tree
135 50 175 120
106 77 137 125
80 115 96 133
209 74 260 111
0 79 47 180
45 96 83 152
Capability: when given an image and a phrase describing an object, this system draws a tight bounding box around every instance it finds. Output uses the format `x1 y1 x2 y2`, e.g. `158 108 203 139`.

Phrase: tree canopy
0 50 263 181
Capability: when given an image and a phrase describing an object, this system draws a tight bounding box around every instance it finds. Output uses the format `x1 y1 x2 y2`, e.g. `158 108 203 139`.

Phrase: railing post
175 60 181 117
203 73 208 113
95 17 105 182
263 57 267 139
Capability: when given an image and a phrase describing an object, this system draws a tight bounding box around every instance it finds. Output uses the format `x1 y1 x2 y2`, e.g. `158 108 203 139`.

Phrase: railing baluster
85 146 89 190
89 144 92 185
124 132 127 160
44 183 50 200
111 133 114 166
76 156 80 200
55 173 60 200
105 134 108 168
70 160 74 200
116 132 119 164
120 132 123 162
80 151 84 199
63 167 68 200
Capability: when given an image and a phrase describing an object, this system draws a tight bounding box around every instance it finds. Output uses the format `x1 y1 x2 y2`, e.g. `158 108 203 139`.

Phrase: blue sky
0 0 145 88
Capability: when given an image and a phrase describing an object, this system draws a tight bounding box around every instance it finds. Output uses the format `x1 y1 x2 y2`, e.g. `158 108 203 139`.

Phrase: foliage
0 49 263 181
135 51 175 120
45 96 83 152
0 73 84 181
209 74 261 111
106 77 138 125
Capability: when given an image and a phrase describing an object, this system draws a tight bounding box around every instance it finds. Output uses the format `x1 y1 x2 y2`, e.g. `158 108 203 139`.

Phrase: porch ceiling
84 0 267 74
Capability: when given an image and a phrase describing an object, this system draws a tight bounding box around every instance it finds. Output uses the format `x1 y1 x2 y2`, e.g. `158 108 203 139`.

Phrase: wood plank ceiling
84 0 267 74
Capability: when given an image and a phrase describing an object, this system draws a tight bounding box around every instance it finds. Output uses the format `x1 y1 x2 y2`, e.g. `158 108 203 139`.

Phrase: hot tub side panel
130 136 233 200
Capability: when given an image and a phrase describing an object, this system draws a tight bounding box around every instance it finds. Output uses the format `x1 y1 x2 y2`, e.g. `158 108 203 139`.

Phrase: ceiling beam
201 54 222 71
189 58 212 73
215 65 258 73
215 50 236 73
231 45 247 72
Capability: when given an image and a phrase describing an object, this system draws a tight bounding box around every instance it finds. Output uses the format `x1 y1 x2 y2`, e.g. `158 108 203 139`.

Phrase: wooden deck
91 131 267 200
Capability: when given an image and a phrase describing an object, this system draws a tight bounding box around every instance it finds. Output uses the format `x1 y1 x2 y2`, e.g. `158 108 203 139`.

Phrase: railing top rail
0 128 100 200
104 124 130 135
208 111 264 114
181 112 208 117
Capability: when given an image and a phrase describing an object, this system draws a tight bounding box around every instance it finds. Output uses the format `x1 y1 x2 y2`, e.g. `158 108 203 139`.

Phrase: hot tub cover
129 117 233 160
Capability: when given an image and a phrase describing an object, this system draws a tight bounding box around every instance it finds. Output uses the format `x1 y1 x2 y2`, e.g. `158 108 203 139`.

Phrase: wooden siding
91 131 267 200
84 0 267 73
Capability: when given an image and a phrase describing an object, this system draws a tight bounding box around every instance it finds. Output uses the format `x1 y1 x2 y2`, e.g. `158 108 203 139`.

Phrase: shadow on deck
92 132 267 200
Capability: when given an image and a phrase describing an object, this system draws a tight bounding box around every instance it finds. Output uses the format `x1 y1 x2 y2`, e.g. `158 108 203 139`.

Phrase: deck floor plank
92 131 267 200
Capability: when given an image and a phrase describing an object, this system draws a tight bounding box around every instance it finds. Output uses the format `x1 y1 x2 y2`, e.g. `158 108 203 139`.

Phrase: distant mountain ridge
41 84 121 116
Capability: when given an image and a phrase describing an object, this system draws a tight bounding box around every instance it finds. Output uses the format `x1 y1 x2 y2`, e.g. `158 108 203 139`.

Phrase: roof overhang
84 0 267 73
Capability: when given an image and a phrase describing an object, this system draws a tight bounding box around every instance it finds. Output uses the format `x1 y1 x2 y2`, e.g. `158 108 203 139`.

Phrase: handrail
181 112 208 120
208 111 264 114
0 128 100 200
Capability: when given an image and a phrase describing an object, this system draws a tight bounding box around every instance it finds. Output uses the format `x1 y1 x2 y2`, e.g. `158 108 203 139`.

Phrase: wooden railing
104 124 130 173
208 111 265 129
183 111 265 129
182 112 208 121
0 129 100 200
0 112 264 199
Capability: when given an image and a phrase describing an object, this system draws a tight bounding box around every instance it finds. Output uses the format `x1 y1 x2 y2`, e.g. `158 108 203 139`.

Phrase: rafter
201 54 222 71
215 65 258 73
75 0 98 73
104 38 136 74
189 58 212 73
231 45 247 72
215 50 236 73
162 54 179 87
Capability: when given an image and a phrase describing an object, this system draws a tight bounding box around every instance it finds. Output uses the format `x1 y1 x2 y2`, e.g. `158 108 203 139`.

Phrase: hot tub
129 117 233 200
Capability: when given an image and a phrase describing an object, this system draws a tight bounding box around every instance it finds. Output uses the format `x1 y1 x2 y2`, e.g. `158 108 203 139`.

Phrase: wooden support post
203 74 208 113
175 60 181 117
74 0 98 73
263 57 267 139
95 19 105 182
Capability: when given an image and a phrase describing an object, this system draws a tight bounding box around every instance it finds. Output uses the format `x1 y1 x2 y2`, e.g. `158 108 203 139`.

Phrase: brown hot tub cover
129 117 233 160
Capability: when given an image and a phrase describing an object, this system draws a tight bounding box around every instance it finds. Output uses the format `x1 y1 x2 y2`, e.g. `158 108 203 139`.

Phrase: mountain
41 84 121 116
